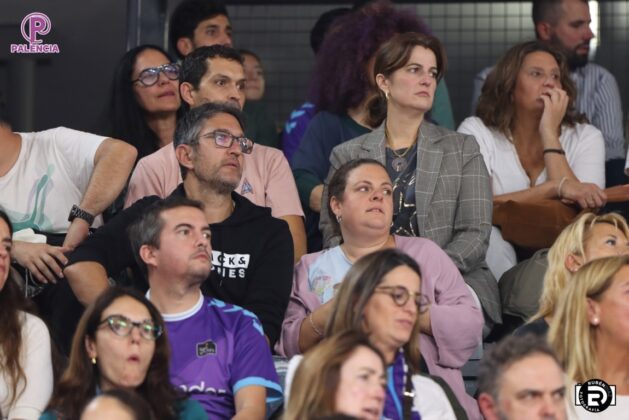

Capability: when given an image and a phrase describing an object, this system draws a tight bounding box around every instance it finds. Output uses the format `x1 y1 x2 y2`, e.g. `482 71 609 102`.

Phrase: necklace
385 123 419 173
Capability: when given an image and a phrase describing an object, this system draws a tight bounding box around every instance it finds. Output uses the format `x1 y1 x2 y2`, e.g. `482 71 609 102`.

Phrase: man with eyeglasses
124 45 307 263
65 102 294 349
129 195 281 419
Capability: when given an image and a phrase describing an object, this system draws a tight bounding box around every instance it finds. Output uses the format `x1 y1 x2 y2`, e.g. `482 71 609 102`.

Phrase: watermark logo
10 12 60 54
575 379 616 413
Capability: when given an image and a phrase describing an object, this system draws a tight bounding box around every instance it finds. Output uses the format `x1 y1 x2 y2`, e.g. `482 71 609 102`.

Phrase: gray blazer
320 121 501 323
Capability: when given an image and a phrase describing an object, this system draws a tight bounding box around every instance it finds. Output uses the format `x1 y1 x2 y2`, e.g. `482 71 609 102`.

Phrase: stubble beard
207 177 238 195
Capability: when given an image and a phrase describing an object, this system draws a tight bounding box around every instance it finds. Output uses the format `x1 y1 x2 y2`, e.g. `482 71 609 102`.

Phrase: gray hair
173 102 245 178
478 334 561 401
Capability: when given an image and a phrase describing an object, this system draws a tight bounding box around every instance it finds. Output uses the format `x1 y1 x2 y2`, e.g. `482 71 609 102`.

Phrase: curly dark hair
47 287 183 420
476 40 586 137
309 0 431 119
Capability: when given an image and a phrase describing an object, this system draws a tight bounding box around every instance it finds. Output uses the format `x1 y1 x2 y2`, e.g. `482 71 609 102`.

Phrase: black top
513 317 549 338
67 184 294 346
386 144 419 237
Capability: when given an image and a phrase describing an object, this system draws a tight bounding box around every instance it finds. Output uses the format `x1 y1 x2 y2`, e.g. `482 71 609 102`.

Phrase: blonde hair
548 255 629 383
283 331 385 420
533 212 629 321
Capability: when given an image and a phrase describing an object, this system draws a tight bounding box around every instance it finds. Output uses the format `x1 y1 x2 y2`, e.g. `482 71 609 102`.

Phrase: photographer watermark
575 379 616 413
10 12 60 54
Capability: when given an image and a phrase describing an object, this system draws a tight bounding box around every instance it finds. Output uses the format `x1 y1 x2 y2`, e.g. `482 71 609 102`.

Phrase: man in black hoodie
64 103 293 347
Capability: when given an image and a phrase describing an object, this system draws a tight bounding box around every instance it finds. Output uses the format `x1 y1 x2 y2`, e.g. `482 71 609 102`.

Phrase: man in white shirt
0 118 136 353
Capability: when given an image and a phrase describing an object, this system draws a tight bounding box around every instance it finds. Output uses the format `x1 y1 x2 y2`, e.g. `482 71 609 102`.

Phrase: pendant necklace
385 123 418 173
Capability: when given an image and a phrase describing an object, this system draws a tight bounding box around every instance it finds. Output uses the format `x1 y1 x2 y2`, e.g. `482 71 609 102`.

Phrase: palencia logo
575 379 616 413
10 12 60 54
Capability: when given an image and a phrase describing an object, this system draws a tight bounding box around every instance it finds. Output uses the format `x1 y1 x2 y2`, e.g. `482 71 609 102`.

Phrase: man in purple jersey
129 193 281 418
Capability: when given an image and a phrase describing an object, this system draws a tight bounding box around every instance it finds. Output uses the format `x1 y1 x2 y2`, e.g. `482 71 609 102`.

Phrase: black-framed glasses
374 286 430 313
198 130 254 154
132 63 180 87
99 315 163 340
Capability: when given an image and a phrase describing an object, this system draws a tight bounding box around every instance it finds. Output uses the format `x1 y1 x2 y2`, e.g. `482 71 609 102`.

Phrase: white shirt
0 127 105 234
0 313 53 420
458 116 606 194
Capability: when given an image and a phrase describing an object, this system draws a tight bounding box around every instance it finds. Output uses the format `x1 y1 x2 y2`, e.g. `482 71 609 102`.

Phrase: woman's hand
559 178 607 209
298 297 336 353
539 87 569 145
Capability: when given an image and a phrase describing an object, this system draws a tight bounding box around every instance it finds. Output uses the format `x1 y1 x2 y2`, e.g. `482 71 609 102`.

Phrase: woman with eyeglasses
328 249 462 419
105 45 181 161
42 287 206 420
0 209 53 420
277 158 482 418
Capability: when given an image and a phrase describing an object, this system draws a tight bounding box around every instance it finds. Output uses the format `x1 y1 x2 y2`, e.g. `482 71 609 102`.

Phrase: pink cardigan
276 235 483 419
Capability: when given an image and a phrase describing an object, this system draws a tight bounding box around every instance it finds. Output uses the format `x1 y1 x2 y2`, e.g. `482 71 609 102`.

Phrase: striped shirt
471 62 625 160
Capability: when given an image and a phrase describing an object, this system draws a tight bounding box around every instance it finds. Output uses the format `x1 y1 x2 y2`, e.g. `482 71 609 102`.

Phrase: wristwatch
68 205 95 226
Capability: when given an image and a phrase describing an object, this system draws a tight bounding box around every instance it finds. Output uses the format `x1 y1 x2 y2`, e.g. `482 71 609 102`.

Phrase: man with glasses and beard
64 103 294 349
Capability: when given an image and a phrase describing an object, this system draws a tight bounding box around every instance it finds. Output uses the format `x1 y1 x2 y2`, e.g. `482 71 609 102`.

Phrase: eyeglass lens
136 64 179 86
103 315 162 340
206 131 253 154
378 286 428 310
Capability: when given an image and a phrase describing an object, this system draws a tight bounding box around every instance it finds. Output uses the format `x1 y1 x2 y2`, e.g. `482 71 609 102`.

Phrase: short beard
567 52 588 70
207 177 238 195
550 34 589 70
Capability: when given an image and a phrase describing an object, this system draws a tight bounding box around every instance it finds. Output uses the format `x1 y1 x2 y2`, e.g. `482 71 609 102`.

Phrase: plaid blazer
320 121 501 323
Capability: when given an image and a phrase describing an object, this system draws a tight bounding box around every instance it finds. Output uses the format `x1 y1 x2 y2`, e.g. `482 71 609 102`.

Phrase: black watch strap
68 205 95 226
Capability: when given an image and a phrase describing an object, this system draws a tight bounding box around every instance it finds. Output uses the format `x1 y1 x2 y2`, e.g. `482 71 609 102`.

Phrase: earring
385 91 390 101
91 357 97 365
592 318 599 326
336 215 342 224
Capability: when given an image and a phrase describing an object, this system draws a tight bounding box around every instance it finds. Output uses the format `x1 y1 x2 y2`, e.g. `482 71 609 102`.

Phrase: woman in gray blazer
320 32 500 327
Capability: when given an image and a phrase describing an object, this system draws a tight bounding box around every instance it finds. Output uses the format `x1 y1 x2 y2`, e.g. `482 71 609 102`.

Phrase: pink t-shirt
124 144 304 218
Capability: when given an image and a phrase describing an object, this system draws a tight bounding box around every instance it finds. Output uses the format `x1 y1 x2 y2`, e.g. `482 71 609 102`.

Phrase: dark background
0 0 627 138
